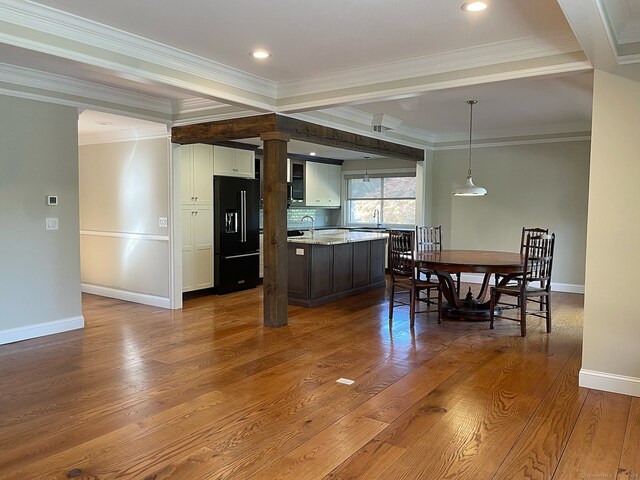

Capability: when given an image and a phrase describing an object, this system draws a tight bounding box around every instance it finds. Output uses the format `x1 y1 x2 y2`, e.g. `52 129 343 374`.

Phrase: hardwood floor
0 284 637 479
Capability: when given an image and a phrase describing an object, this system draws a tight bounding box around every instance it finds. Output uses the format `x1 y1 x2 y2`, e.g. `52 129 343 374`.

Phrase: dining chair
489 232 555 336
495 227 549 286
389 230 442 327
415 225 460 294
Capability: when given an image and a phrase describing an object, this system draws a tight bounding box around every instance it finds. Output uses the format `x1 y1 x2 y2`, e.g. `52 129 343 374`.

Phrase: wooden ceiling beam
171 113 424 161
171 114 278 144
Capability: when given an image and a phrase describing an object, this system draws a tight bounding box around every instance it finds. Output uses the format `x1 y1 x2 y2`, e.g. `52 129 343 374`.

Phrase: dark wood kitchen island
287 231 388 307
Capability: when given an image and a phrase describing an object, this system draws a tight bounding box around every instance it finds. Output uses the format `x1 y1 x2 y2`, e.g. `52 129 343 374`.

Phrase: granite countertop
287 230 388 245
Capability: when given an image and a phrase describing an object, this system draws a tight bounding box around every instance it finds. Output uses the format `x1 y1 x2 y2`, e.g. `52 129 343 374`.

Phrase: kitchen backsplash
259 208 341 229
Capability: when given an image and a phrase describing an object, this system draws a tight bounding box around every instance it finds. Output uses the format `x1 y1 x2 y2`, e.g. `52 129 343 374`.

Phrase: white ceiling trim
0 0 278 107
0 61 173 115
276 32 583 99
433 134 591 150
78 125 169 145
276 59 592 113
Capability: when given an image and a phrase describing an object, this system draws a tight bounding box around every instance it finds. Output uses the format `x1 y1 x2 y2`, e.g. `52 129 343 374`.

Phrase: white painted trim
79 230 169 242
459 273 584 294
434 135 592 150
82 284 170 309
0 316 84 345
0 62 173 115
78 126 170 145
0 0 277 104
579 369 640 398
277 32 584 97
169 142 182 310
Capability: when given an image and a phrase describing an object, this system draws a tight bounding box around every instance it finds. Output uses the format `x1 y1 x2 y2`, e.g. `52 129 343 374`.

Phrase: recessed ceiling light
309 152 316 156
96 121 114 126
251 49 271 59
461 1 488 12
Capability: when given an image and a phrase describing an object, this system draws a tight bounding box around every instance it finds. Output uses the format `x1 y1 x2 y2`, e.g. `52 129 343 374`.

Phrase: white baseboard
459 273 584 294
82 284 170 309
579 369 640 398
0 316 84 346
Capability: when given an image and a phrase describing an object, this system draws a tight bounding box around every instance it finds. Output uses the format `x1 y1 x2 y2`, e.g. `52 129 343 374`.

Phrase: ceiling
2 0 639 154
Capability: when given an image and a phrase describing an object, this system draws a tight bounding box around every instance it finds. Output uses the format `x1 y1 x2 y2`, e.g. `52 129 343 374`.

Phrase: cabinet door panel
194 246 212 289
192 144 213 203
333 243 353 293
182 250 193 291
305 162 323 206
288 244 309 299
370 239 386 284
310 244 333 297
180 145 193 204
352 242 370 288
213 145 235 176
327 164 341 206
192 206 212 247
234 149 255 178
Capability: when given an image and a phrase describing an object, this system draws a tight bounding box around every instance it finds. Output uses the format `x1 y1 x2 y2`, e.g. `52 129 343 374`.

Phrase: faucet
373 208 381 228
301 215 315 236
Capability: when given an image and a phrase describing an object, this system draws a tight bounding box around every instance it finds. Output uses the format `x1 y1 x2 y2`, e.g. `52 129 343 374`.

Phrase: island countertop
287 230 388 245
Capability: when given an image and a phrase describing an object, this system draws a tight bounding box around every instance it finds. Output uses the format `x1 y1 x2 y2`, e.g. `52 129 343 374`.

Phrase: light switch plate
46 217 59 230
158 217 168 228
296 248 304 255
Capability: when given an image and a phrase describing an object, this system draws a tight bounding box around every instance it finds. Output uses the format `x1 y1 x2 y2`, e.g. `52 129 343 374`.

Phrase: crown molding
0 62 173 115
277 32 584 99
79 125 170 145
0 0 277 107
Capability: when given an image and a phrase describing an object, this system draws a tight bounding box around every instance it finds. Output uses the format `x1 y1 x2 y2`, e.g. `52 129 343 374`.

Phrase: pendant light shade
452 100 487 196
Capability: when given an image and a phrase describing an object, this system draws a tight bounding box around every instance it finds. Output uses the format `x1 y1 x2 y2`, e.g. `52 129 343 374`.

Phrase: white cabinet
259 233 264 278
181 205 213 292
305 162 341 207
181 144 213 204
213 146 255 178
181 144 214 292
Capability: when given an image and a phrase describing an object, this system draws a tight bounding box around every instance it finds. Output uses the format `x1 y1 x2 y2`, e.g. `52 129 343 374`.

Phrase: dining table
414 249 524 320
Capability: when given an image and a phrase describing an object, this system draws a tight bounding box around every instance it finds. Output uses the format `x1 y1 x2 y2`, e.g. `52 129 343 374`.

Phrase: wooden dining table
414 249 524 320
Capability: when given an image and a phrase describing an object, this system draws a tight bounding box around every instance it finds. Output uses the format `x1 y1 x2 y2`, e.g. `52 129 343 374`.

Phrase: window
346 174 416 226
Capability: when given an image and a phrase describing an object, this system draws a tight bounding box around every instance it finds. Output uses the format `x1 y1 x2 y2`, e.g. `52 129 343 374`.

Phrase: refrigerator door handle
241 190 247 243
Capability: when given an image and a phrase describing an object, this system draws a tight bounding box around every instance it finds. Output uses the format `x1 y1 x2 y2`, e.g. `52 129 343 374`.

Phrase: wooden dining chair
495 227 549 286
389 230 442 327
415 225 460 294
490 232 555 336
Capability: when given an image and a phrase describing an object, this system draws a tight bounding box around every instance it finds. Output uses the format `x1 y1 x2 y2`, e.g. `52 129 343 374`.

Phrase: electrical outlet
46 217 59 230
158 217 168 228
296 248 304 255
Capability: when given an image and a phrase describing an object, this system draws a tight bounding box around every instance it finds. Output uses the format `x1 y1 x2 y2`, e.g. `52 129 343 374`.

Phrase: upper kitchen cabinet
305 162 341 208
213 146 255 178
181 144 214 205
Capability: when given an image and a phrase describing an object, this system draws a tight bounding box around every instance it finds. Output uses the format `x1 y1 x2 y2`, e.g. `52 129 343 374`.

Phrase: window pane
384 177 416 198
348 199 382 223
382 199 416 225
349 178 382 198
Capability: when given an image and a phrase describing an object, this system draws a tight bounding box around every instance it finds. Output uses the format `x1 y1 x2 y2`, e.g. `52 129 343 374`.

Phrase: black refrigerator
214 176 260 294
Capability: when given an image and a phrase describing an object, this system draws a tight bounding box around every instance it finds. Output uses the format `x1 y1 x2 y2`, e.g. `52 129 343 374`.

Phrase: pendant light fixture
452 100 487 196
363 156 371 183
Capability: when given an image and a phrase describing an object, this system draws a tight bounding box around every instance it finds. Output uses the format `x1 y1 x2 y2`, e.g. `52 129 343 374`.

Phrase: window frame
344 171 417 228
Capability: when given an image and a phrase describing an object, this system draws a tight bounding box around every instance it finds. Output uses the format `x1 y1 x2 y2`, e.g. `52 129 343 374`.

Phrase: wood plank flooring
0 283 637 479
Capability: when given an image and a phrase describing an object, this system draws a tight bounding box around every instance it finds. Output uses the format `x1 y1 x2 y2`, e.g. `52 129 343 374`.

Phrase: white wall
0 95 83 344
79 137 172 307
432 140 590 290
580 65 640 397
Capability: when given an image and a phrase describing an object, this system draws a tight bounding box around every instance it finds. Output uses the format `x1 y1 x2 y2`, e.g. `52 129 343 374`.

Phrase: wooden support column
260 131 290 327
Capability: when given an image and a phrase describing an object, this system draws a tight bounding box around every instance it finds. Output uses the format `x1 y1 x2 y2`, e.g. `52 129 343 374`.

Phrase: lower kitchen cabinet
182 205 213 292
287 239 386 307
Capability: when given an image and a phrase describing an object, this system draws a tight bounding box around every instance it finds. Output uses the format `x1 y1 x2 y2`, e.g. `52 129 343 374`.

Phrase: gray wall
79 138 171 302
0 95 82 340
432 140 590 288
